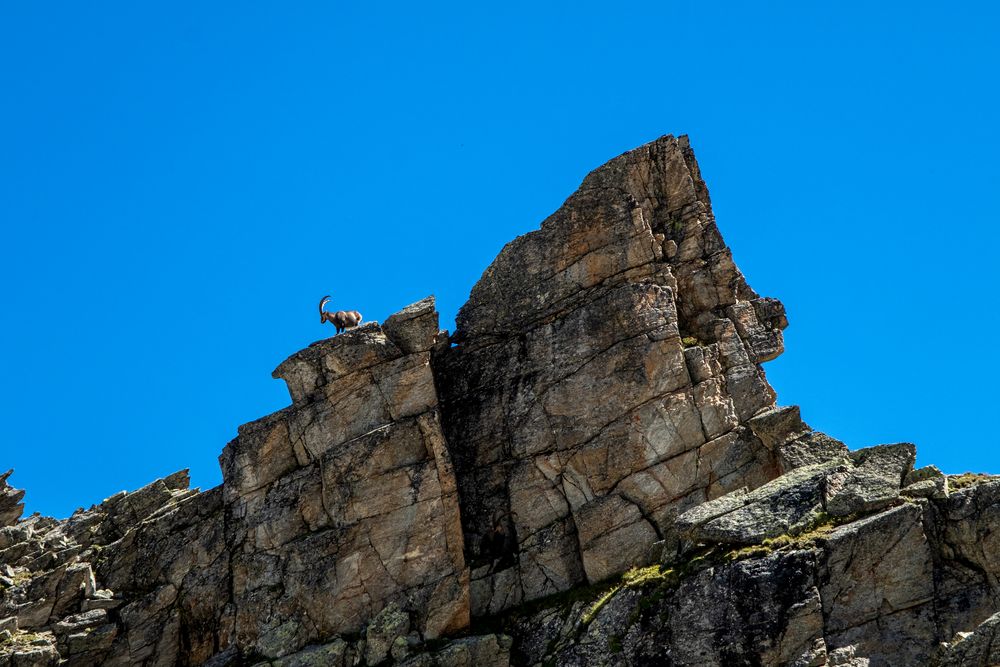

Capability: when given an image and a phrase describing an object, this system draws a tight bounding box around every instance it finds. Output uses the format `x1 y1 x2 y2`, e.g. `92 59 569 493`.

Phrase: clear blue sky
2 2 997 518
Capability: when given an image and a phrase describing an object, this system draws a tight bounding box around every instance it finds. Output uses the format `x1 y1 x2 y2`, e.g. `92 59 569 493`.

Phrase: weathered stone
51 470 201 557
505 477 1000 666
0 635 60 667
824 443 914 517
227 307 468 655
62 622 117 661
820 503 935 663
938 611 1000 666
50 562 95 620
527 550 824 667
383 296 440 354
201 646 240 667
902 465 948 500
434 135 789 610
905 464 944 486
673 487 750 534
826 645 868 666
778 431 851 473
676 459 846 545
391 633 422 662
432 634 512 667
4 135 1000 667
575 494 659 583
272 638 348 667
97 485 229 665
747 406 809 450
900 478 941 498
14 600 52 631
270 323 401 404
80 597 121 612
51 609 107 636
365 602 410 666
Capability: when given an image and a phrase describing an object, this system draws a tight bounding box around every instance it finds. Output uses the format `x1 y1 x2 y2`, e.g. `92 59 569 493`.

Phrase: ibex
318 295 363 334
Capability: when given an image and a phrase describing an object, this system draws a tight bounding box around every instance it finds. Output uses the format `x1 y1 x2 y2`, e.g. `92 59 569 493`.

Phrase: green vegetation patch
581 585 622 625
949 473 996 490
722 512 861 563
581 564 683 625
10 569 33 585
0 630 52 649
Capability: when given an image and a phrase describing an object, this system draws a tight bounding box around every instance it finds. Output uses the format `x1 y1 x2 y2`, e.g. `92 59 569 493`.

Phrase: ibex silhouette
318 295 363 334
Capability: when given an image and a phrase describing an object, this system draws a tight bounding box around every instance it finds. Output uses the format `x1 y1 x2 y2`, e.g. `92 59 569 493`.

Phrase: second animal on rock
318 295 363 334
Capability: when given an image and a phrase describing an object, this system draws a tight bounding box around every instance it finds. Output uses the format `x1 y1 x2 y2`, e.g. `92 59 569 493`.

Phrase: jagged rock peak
455 134 786 356
4 136 999 667
434 133 792 615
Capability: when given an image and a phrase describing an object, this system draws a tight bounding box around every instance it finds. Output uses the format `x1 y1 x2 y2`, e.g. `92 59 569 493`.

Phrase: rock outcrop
434 136 788 615
498 448 1000 666
223 306 469 655
0 471 24 528
2 135 996 666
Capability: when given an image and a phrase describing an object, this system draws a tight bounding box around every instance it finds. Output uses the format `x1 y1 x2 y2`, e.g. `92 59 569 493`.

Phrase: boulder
382 296 440 354
747 406 849 473
676 459 847 545
824 443 915 517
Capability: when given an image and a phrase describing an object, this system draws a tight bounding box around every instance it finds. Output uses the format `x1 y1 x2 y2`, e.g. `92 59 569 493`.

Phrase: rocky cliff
2 135 997 667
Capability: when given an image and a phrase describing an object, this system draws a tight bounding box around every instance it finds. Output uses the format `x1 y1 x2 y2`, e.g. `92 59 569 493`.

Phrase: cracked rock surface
434 135 791 615
2 135 998 666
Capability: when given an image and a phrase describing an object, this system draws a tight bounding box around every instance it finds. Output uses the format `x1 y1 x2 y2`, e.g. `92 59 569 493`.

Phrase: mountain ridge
2 135 998 666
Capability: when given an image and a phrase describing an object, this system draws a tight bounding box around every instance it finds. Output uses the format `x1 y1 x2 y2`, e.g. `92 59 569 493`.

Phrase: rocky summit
2 135 997 667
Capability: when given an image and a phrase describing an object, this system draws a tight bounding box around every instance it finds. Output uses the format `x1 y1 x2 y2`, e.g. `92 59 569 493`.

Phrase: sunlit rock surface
2 135 997 666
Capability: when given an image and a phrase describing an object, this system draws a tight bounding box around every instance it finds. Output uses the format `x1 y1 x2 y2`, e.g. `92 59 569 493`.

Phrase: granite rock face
2 135 998 666
434 135 794 614
222 306 469 656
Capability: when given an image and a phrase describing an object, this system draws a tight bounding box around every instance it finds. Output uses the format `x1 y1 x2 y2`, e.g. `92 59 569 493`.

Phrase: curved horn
319 295 331 323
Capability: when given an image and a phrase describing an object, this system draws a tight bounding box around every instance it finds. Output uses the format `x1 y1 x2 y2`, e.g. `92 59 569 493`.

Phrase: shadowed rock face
433 135 789 613
2 135 999 667
507 478 1000 667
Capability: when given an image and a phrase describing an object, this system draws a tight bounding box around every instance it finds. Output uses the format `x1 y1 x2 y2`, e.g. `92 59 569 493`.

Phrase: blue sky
2 2 997 518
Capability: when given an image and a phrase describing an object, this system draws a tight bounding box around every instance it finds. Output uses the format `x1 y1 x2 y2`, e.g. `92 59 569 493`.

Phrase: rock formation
1 135 997 666
433 135 788 616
